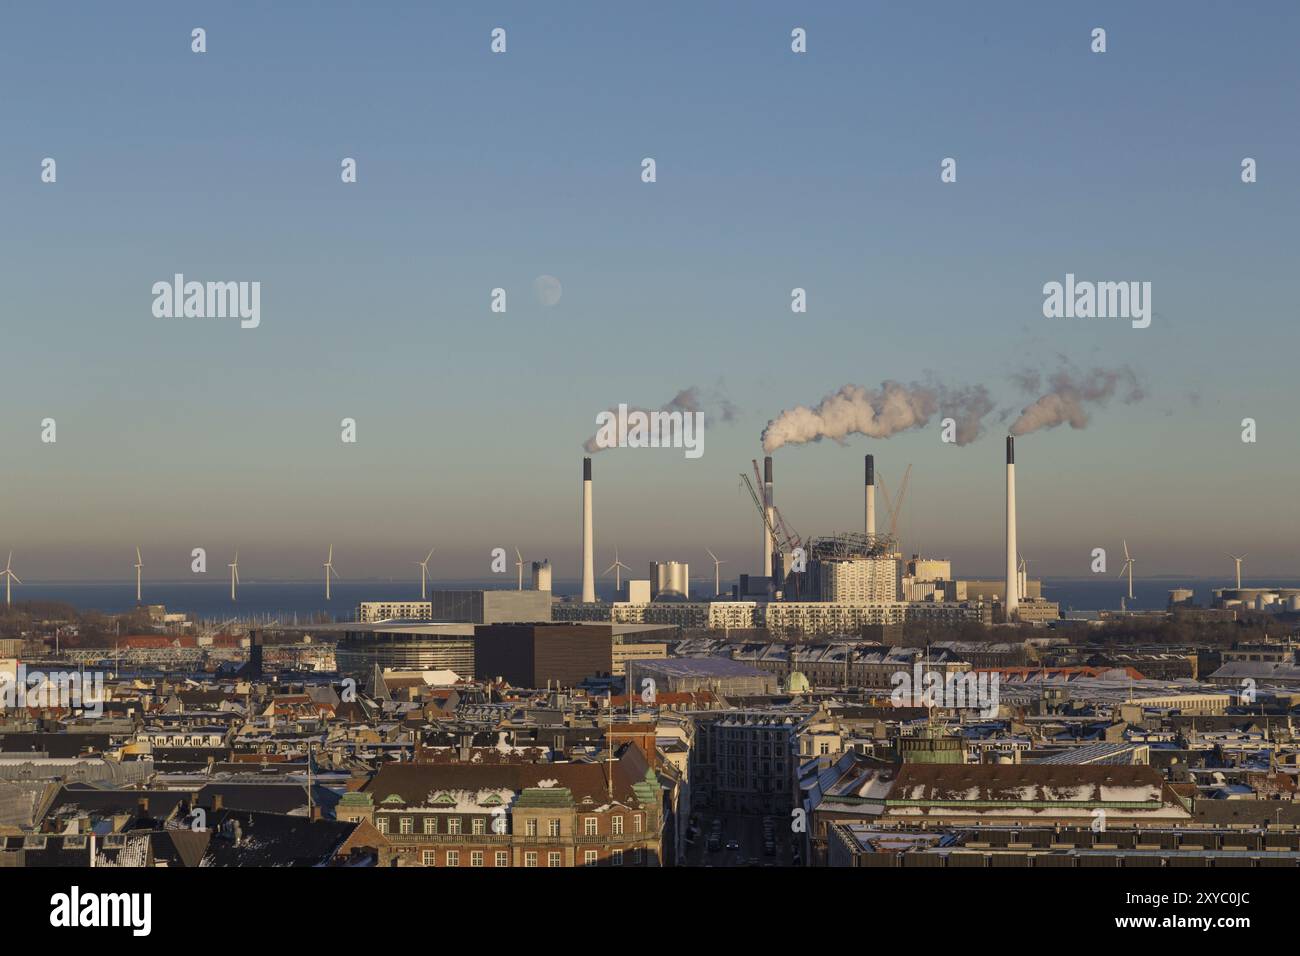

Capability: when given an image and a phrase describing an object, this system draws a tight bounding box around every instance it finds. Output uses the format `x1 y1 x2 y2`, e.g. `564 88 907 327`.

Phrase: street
680 811 801 868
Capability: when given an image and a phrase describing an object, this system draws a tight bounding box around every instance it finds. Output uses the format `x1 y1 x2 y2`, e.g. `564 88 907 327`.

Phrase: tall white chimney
864 454 876 537
1005 436 1019 619
581 457 595 603
762 456 774 578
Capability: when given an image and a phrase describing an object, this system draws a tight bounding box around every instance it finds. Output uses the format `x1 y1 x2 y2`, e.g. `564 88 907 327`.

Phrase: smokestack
1005 436 1019 619
864 454 876 536
762 456 774 578
581 458 595 603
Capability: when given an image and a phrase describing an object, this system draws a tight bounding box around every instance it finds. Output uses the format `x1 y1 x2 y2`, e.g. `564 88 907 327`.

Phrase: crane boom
740 473 784 553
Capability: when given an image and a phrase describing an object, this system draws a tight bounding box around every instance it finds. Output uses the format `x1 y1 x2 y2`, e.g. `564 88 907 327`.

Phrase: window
632 848 643 864
472 818 485 835
525 852 538 868
447 818 461 835
446 851 459 866
612 816 623 835
548 819 560 837
548 852 561 867
376 817 388 834
633 814 642 833
612 849 623 866
526 819 538 836
471 851 484 867
584 817 598 836
584 850 598 866
423 817 435 835
495 851 509 867
400 817 413 835
422 850 435 866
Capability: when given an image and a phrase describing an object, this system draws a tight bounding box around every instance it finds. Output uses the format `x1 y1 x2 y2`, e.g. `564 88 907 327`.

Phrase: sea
7 577 1286 624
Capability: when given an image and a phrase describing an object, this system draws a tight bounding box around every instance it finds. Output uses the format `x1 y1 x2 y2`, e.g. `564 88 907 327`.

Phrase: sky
1 1 1298 585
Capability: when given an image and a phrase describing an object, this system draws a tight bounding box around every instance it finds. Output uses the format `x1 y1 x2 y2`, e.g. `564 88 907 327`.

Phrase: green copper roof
515 787 574 808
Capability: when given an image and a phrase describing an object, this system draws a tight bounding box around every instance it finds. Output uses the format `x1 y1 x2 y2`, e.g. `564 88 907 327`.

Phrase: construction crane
739 471 805 597
875 464 912 541
750 459 803 551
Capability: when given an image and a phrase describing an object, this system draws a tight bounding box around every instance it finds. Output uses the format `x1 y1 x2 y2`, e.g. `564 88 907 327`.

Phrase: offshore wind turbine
324 545 339 600
603 548 630 595
1229 554 1246 589
1118 540 1136 601
134 546 143 604
1 552 20 607
417 547 435 599
228 552 240 602
514 547 525 590
706 548 727 597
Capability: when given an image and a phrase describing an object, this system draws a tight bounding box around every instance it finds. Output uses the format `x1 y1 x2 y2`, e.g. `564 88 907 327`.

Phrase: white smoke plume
761 380 994 453
1009 365 1145 436
583 386 737 453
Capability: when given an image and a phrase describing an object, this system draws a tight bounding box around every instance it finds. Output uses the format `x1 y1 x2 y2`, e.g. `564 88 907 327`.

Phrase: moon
533 275 562 307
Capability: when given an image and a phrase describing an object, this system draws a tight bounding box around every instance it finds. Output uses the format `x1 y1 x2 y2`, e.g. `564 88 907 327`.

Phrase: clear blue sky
1 1 1297 584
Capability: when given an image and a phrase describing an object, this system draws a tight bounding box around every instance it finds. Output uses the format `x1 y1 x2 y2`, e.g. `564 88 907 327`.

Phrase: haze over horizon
3 1 1297 581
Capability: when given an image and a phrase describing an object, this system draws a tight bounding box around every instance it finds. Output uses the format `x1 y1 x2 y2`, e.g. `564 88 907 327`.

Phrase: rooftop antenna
605 691 614 800
417 547 435 600
1 552 21 607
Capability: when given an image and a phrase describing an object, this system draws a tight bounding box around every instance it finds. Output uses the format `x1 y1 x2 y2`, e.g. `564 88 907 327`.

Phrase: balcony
384 833 511 845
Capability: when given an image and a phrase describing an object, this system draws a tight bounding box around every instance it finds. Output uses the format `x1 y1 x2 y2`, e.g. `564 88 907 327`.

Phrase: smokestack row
581 457 595 602
864 454 875 537
762 456 774 578
1005 436 1018 619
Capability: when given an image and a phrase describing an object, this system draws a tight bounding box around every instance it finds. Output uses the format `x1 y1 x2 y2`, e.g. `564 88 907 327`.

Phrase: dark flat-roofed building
474 622 672 689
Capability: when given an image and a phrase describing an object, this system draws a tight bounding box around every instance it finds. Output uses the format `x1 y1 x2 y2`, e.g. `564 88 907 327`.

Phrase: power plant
561 438 1059 633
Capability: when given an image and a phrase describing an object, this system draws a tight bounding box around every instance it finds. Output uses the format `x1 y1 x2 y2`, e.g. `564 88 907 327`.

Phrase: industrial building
650 561 690 601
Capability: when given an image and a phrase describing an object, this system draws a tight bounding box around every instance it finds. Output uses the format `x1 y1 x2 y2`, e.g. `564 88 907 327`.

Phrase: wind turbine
228 552 240 602
706 548 727 597
324 545 339 600
1 553 20 607
134 546 143 604
602 548 631 596
416 547 435 599
1117 540 1135 601
1017 554 1029 603
1229 554 1246 590
514 547 526 590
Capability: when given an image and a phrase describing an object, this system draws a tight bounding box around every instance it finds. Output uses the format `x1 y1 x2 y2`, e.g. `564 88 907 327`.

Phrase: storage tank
650 561 690 601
